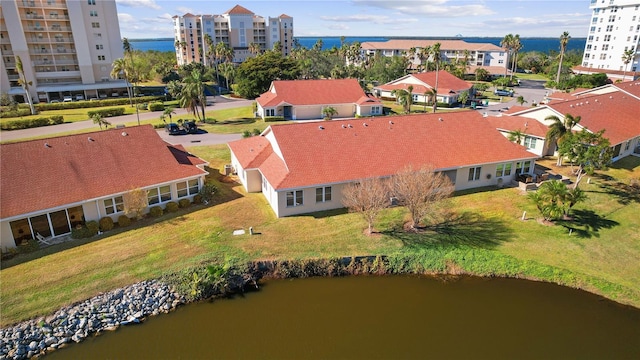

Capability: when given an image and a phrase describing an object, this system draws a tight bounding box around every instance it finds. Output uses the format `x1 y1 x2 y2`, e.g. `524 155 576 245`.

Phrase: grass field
1 147 639 327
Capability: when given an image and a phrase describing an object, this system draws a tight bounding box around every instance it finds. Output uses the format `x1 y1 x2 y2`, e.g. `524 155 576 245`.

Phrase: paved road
0 96 252 146
477 80 549 115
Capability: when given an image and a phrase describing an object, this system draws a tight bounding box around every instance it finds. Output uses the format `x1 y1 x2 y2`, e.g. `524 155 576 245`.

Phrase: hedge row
264 116 285 122
87 107 125 118
0 108 32 118
0 115 64 130
34 96 164 111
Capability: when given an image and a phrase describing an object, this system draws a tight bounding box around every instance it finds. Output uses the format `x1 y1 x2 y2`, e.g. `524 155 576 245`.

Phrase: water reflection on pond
47 275 640 359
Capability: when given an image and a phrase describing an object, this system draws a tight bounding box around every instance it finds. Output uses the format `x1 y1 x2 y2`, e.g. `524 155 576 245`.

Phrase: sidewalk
0 97 253 143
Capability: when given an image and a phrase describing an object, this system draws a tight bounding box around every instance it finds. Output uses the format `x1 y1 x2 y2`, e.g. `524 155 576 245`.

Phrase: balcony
26 26 46 32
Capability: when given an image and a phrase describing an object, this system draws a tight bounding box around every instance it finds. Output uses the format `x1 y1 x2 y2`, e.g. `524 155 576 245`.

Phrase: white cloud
117 13 135 24
320 14 417 25
327 23 350 30
116 0 161 10
176 6 194 14
353 0 494 17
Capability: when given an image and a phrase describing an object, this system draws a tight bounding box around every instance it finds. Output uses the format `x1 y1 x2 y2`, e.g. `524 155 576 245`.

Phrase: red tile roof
486 116 549 138
361 39 503 52
376 71 472 96
613 80 640 99
545 92 640 145
256 78 370 107
224 5 254 15
0 126 208 219
229 112 537 190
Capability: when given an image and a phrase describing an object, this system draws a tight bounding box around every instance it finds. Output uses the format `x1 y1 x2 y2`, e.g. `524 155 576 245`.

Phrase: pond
47 275 640 359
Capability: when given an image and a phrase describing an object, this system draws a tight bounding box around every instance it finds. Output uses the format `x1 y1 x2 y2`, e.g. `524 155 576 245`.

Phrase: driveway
477 80 549 115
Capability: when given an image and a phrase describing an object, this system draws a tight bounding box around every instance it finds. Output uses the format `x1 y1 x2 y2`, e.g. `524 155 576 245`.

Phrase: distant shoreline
126 36 587 41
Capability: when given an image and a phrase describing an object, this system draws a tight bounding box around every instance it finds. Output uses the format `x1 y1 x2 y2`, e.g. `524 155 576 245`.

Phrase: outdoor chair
36 232 51 246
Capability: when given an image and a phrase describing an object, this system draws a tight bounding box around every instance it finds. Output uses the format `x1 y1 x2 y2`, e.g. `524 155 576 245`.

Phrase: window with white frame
371 106 381 115
104 196 124 214
523 137 537 149
515 160 532 174
177 179 199 198
286 190 303 207
495 163 512 178
624 140 631 151
91 22 100 28
316 186 332 203
468 166 481 181
265 108 275 117
148 185 172 205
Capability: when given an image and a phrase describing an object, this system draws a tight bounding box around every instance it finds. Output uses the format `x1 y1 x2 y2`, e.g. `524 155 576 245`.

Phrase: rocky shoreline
0 279 184 359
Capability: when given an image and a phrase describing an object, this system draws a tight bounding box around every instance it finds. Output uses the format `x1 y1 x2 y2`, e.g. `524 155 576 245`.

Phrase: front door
283 106 292 120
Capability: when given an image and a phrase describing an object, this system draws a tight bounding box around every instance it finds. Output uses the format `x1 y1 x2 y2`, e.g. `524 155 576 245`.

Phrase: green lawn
1 149 639 327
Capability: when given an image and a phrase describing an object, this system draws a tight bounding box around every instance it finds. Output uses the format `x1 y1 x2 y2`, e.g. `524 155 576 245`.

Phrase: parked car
165 123 184 135
182 121 198 134
494 89 514 97
75 94 84 101
63 96 73 102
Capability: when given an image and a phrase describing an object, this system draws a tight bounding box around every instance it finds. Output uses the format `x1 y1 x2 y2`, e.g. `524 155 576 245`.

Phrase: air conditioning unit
389 197 399 207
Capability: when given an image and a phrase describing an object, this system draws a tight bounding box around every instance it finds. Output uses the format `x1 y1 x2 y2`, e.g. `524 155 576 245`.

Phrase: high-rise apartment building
173 5 293 66
0 0 126 103
578 0 640 79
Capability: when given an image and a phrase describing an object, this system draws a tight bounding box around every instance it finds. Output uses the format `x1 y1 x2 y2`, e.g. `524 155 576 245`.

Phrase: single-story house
0 125 209 249
485 115 552 156
228 111 538 218
508 90 640 161
373 70 474 106
255 78 383 120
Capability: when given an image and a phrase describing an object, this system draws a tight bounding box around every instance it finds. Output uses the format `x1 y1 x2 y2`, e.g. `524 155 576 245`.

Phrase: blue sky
115 0 590 39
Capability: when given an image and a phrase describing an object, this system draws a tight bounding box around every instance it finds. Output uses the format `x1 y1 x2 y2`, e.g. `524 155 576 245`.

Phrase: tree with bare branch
342 177 390 235
391 165 454 229
123 188 148 220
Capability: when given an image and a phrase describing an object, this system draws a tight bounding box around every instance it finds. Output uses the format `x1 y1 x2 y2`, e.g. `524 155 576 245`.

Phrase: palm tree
555 31 571 87
91 112 111 130
180 68 206 121
391 86 413 113
501 33 514 78
516 95 528 106
321 106 338 120
423 88 437 113
14 56 36 115
248 42 261 56
545 113 581 166
507 129 525 144
428 43 442 113
219 62 236 90
160 107 176 123
510 34 522 82
621 48 635 82
475 67 489 82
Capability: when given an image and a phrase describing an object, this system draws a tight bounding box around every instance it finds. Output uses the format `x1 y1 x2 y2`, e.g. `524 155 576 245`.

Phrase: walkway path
0 97 253 145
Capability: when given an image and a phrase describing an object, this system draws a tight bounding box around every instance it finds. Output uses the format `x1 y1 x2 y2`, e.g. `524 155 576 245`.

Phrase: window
495 163 512 178
624 140 631 151
148 185 172 205
523 137 537 149
177 179 199 198
104 196 124 215
316 187 331 203
97 55 105 60
90 10 97 17
91 22 100 28
515 161 532 174
286 190 303 207
606 25 613 32
96 44 103 50
468 166 481 181
371 106 381 115
265 108 275 117
88 0 96 4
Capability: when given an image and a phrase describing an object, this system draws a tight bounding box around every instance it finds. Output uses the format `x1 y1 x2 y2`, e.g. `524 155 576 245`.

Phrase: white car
75 94 84 101
63 96 73 102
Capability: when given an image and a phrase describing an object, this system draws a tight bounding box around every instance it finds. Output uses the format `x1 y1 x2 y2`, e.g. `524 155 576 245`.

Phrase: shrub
50 115 64 124
0 116 64 130
137 103 148 110
193 194 203 204
165 201 179 213
178 198 191 208
99 217 114 231
86 221 99 235
148 102 165 111
242 130 252 138
117 215 132 227
264 116 285 122
198 184 218 204
71 221 99 239
204 117 217 124
252 128 261 136
87 107 125 118
0 108 31 117
149 206 163 217
153 123 165 129
34 96 164 111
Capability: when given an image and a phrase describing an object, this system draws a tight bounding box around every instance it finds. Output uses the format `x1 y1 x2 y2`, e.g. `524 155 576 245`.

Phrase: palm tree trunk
555 52 564 86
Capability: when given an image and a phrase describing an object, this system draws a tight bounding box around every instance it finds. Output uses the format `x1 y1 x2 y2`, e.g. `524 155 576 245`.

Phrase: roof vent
347 124 353 128
88 137 95 142
341 124 347 129
319 126 324 130
44 143 51 148
609 95 613 99
388 121 394 125
121 132 128 136
438 117 443 121
363 123 368 127
570 104 574 107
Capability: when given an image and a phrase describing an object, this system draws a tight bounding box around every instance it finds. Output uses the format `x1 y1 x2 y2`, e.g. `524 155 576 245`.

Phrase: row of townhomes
0 126 209 249
0 0 128 103
231 77 640 218
173 4 293 66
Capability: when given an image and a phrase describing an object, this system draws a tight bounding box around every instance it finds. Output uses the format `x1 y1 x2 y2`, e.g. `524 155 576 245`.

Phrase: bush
50 115 64 124
149 206 163 217
193 194 203 204
204 117 217 124
87 107 125 118
153 123 165 129
252 128 261 136
198 184 218 204
137 103 148 110
148 102 165 111
165 201 179 213
242 130 252 138
0 108 31 117
99 217 114 231
71 221 100 239
34 96 164 111
264 116 285 122
0 116 65 130
86 221 99 235
117 215 131 227
178 198 191 208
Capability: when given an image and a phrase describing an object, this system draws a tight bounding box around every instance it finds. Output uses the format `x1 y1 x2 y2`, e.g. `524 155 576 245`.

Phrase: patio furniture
36 232 51 246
